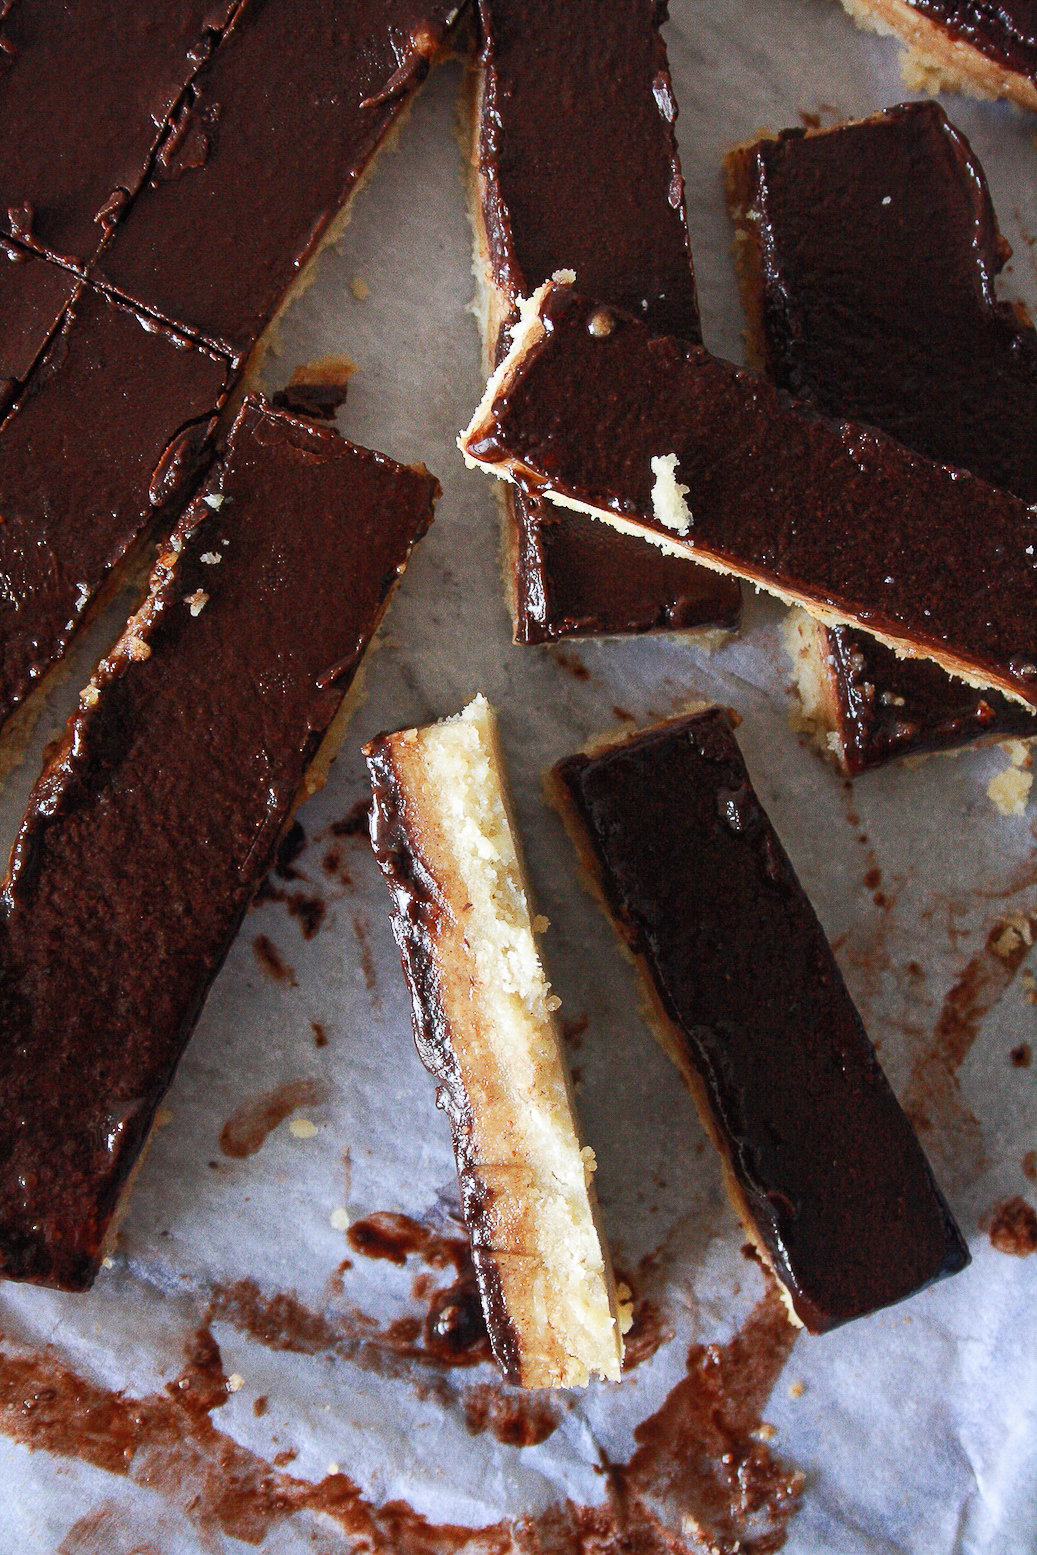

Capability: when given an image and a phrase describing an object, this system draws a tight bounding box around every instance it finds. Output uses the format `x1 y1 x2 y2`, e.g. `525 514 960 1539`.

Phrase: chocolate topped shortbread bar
0 240 80 412
727 102 1037 770
460 280 1037 709
0 396 437 1290
95 0 465 365
0 282 231 762
836 0 1037 112
551 709 969 1331
367 696 623 1387
0 0 239 266
469 0 739 642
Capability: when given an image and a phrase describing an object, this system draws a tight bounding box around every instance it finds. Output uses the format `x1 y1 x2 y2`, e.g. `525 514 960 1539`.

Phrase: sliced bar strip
0 282 232 765
836 0 1037 112
460 280 1037 709
93 0 466 366
467 0 739 643
550 709 969 1331
726 101 1037 770
0 395 438 1290
366 695 623 1387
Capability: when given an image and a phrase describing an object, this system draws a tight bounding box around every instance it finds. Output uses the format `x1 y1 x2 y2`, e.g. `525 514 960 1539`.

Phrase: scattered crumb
80 685 100 709
330 1207 350 1231
204 493 225 510
200 551 222 565
185 589 209 617
788 1381 806 1399
351 275 370 300
545 993 561 1011
101 1256 114 1270
1011 1044 1032 1068
587 307 614 337
988 1196 1037 1257
227 1373 245 1394
650 452 693 535
289 1118 318 1139
756 1422 778 1441
123 635 151 662
988 744 1034 815
328 1461 341 1476
532 914 549 933
1022 969 1037 1006
992 914 1034 959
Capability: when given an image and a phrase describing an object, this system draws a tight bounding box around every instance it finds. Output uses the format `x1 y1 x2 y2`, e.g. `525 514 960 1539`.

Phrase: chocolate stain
550 646 590 682
353 914 379 996
463 1384 559 1447
312 1020 329 1048
0 1287 801 1554
903 913 1035 1173
274 820 308 879
621 1293 676 1374
561 1013 588 1049
330 797 374 837
1023 1150 1037 1183
252 933 297 986
58 1500 163 1555
987 1196 1037 1256
253 878 327 939
219 1078 328 1158
348 1211 468 1273
1010 1043 1032 1067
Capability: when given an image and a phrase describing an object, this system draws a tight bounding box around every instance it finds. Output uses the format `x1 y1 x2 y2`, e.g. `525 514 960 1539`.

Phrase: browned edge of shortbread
373 700 624 1388
837 0 1037 110
545 711 808 1329
782 609 851 772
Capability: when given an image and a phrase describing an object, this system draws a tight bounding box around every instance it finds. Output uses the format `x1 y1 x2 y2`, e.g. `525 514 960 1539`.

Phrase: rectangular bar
460 279 1037 708
93 0 465 364
468 0 739 643
550 709 969 1331
0 0 240 266
0 282 232 754
726 102 1037 770
366 695 623 1387
0 396 438 1290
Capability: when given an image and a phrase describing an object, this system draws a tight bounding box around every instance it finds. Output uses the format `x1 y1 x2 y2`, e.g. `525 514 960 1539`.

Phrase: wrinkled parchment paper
1 3 1035 1550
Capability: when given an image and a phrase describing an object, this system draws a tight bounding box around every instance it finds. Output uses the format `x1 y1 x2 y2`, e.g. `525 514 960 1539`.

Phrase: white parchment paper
1 3 1035 1550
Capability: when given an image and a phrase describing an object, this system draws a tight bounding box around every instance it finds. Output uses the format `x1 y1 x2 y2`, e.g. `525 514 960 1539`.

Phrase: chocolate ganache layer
552 709 969 1331
0 281 231 741
471 0 739 642
461 282 1037 708
0 0 239 267
94 0 465 364
727 101 1037 768
0 396 437 1290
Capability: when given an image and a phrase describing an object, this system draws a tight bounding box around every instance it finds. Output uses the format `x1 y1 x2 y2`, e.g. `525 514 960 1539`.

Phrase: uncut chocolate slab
837 0 1037 110
0 395 437 1290
0 282 231 740
0 0 239 266
94 0 465 363
461 283 1037 708
471 0 738 642
552 709 969 1331
727 102 1037 768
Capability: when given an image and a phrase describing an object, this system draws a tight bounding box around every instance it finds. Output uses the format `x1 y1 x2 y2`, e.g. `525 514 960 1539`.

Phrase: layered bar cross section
366 695 623 1387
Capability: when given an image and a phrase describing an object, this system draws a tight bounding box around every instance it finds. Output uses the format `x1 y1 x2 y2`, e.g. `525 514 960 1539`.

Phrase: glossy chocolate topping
95 0 462 360
0 396 437 1289
0 282 231 735
730 102 1037 764
823 622 1037 773
0 0 238 265
554 710 969 1330
364 737 523 1381
475 0 738 641
910 0 1037 77
0 239 79 410
731 103 1037 501
467 286 1037 706
513 493 741 643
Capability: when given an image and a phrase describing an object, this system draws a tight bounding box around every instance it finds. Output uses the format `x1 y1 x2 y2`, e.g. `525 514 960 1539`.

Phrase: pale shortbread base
836 0 1037 111
387 695 623 1387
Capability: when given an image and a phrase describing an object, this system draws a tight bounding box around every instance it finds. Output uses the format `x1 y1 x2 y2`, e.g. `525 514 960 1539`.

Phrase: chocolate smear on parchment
0 1282 801 1553
219 1078 328 1158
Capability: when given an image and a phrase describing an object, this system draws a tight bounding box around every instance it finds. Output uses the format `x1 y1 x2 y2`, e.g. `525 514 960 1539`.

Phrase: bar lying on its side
460 279 1037 709
550 708 970 1332
366 695 623 1387
0 395 438 1291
